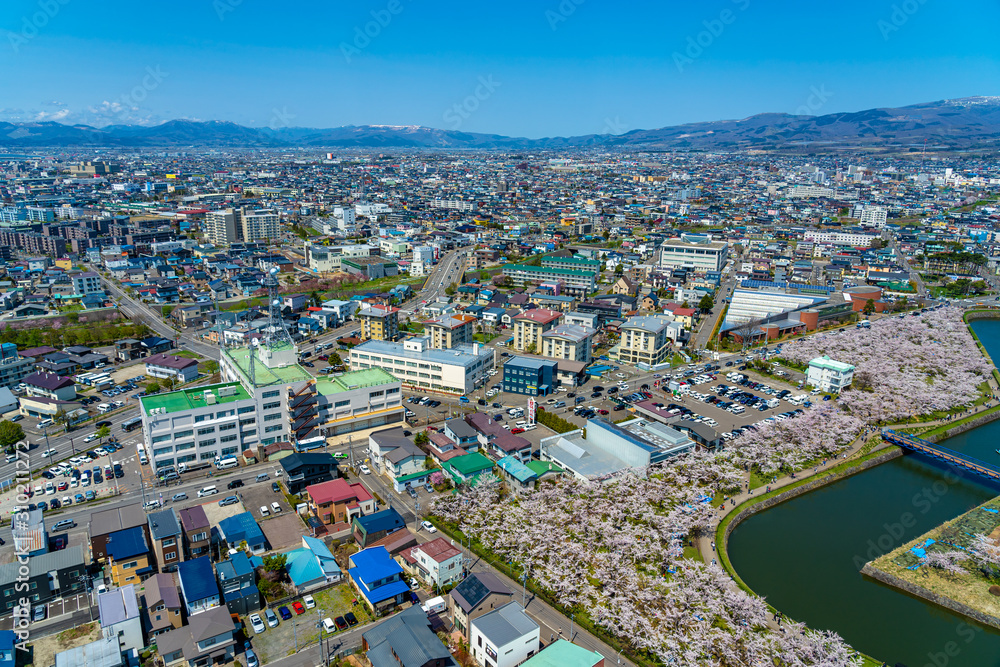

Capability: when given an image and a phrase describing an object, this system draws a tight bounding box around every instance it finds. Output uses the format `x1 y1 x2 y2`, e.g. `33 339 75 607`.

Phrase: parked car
303 595 316 609
219 496 240 507
264 608 278 628
293 602 306 615
421 520 437 533
271 481 280 493
278 606 292 620
249 614 266 634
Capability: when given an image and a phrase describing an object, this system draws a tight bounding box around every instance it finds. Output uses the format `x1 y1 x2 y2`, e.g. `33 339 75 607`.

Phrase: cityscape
2 2 1000 667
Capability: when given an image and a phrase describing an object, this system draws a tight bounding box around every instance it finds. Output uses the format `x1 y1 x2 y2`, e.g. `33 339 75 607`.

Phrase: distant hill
2 97 999 150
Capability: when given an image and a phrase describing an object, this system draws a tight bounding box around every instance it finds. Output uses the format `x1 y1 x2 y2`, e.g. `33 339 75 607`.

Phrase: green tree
614 264 624 275
479 271 490 281
310 291 323 307
328 352 342 366
96 425 111 445
863 299 876 316
263 554 288 573
445 283 457 296
146 381 161 394
414 431 429 447
0 421 25 453
698 295 715 312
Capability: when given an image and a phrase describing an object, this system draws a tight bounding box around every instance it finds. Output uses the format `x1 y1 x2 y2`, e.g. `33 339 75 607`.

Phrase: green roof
315 368 399 395
808 355 854 372
223 345 313 387
521 640 604 667
542 256 601 267
526 460 563 476
140 381 251 415
446 452 494 476
502 264 596 277
394 470 430 483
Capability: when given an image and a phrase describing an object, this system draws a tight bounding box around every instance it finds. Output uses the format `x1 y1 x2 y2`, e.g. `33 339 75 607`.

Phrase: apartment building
806 355 855 393
540 323 596 365
424 314 476 349
512 309 563 353
240 209 279 242
350 337 495 395
204 209 238 246
359 304 400 341
618 315 676 366
540 254 601 273
501 264 596 296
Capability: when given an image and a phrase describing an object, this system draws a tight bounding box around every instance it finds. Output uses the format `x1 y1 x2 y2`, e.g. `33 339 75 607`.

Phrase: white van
97 403 112 414
198 486 219 498
255 473 270 482
215 457 239 470
524 424 537 431
515 421 527 429
730 405 746 415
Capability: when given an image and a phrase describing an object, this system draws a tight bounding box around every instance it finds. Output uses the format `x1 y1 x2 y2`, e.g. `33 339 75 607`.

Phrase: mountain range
2 97 1000 151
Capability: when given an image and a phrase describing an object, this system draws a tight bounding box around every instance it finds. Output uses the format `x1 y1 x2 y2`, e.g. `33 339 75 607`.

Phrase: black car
49 498 60 509
114 470 124 478
567 392 576 398
228 479 244 490
335 616 349 630
95 420 112 429
613 404 626 411
344 612 358 627
477 399 487 406
41 471 55 479
271 482 280 493
493 414 504 421
492 402 502 408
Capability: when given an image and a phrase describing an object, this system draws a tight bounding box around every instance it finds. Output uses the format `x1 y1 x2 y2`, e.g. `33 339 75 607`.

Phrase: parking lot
0 592 90 632
238 473 289 522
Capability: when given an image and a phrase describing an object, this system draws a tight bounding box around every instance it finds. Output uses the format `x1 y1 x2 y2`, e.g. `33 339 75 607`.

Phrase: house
367 427 425 479
217 513 268 554
521 639 605 667
89 503 149 562
97 584 144 653
444 452 496 485
116 338 144 361
807 355 855 393
178 505 210 558
470 602 540 667
398 537 463 589
216 551 261 616
12 508 46 557
106 526 154 586
23 372 76 401
157 605 237 667
450 572 514 640
496 455 538 494
148 508 184 572
363 604 457 667
141 336 174 355
348 546 410 614
0 545 86 613
279 452 339 494
305 478 376 526
141 573 184 637
443 418 479 449
145 353 200 383
284 535 344 594
613 276 636 296
352 507 406 548
54 637 124 667
176 556 221 616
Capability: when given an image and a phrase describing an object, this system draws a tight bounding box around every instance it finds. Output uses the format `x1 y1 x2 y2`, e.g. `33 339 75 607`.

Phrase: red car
292 602 305 615
598 409 609 415
511 427 525 434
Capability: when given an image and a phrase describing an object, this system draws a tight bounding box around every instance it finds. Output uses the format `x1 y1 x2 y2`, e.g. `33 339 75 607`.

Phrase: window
176 442 194 451
175 430 193 439
192 532 207 542
240 418 256 426
243 429 256 437
262 401 281 411
194 415 207 423
162 538 176 548
216 410 235 418
197 427 215 436
152 434 171 444
199 439 216 447
238 406 255 414
262 390 280 398
265 425 282 433
264 413 281 422
219 423 236 432
221 434 237 444
221 446 238 456
123 562 136 570
334 400 350 408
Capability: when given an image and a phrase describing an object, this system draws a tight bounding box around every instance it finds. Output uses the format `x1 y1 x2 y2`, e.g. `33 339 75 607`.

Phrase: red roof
306 478 372 505
673 308 696 317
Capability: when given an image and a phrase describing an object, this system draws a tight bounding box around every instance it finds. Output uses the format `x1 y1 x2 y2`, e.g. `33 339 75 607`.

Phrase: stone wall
0 307 122 331
723 448 904 545
860 563 1000 631
923 409 1000 444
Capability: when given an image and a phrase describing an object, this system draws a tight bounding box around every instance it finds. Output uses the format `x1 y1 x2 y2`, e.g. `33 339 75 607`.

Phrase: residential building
217 513 268 555
71 271 102 295
157 605 236 667
398 537 463 589
618 315 676 366
807 355 855 393
496 455 538 494
0 545 86 613
0 345 35 390
176 556 221 616
284 535 343 593
470 601 540 667
216 551 261 616
240 208 279 242
449 572 514 640
106 526 153 587
305 478 376 526
658 237 729 273
97 584 144 654
540 323 596 365
853 204 888 228
23 372 76 401
178 506 210 558
348 546 410 614
116 338 144 361
541 254 601 273
142 573 184 637
148 508 184 572
359 304 400 341
502 264 596 296
352 507 406 548
279 452 339 494
803 230 878 246
89 503 148 562
501 356 557 396
205 209 238 246
520 640 605 667
363 604 457 667
53 637 124 667
350 337 494 395
513 309 563 353
145 353 200 383
425 314 477 349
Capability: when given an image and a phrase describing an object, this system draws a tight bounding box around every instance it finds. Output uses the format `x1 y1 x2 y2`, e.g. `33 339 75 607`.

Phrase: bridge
882 429 1000 482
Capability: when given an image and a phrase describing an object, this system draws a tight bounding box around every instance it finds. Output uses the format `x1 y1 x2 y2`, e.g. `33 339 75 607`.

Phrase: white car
84 434 97 443
249 613 266 634
259 505 270 517
322 617 336 633
41 449 57 458
359 464 371 475
421 520 437 533
303 595 316 609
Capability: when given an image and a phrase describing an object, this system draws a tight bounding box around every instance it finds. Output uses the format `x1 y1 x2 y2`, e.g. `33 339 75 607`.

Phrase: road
691 275 736 350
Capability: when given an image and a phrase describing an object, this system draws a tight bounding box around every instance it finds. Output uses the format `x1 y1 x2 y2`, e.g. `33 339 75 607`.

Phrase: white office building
852 204 888 228
334 207 357 234
806 355 855 393
802 230 879 247
349 336 495 395
658 237 729 273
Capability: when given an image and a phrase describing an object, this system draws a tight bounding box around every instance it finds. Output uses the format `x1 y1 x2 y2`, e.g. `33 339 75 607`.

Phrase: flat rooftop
223 345 313 387
315 367 399 395
140 381 251 415
354 339 492 367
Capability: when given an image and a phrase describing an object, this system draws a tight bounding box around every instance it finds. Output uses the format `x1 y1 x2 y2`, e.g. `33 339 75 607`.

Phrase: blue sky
1 0 998 136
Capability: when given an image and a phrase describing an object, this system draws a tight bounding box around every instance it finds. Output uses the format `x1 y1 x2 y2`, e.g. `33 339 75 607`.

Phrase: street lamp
569 613 575 643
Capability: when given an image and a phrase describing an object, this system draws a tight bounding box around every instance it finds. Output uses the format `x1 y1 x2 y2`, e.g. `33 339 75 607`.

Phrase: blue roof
177 556 219 603
496 456 538 484
217 551 254 582
106 526 148 561
353 507 405 536
218 512 266 546
285 548 323 586
359 578 410 604
349 546 402 587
